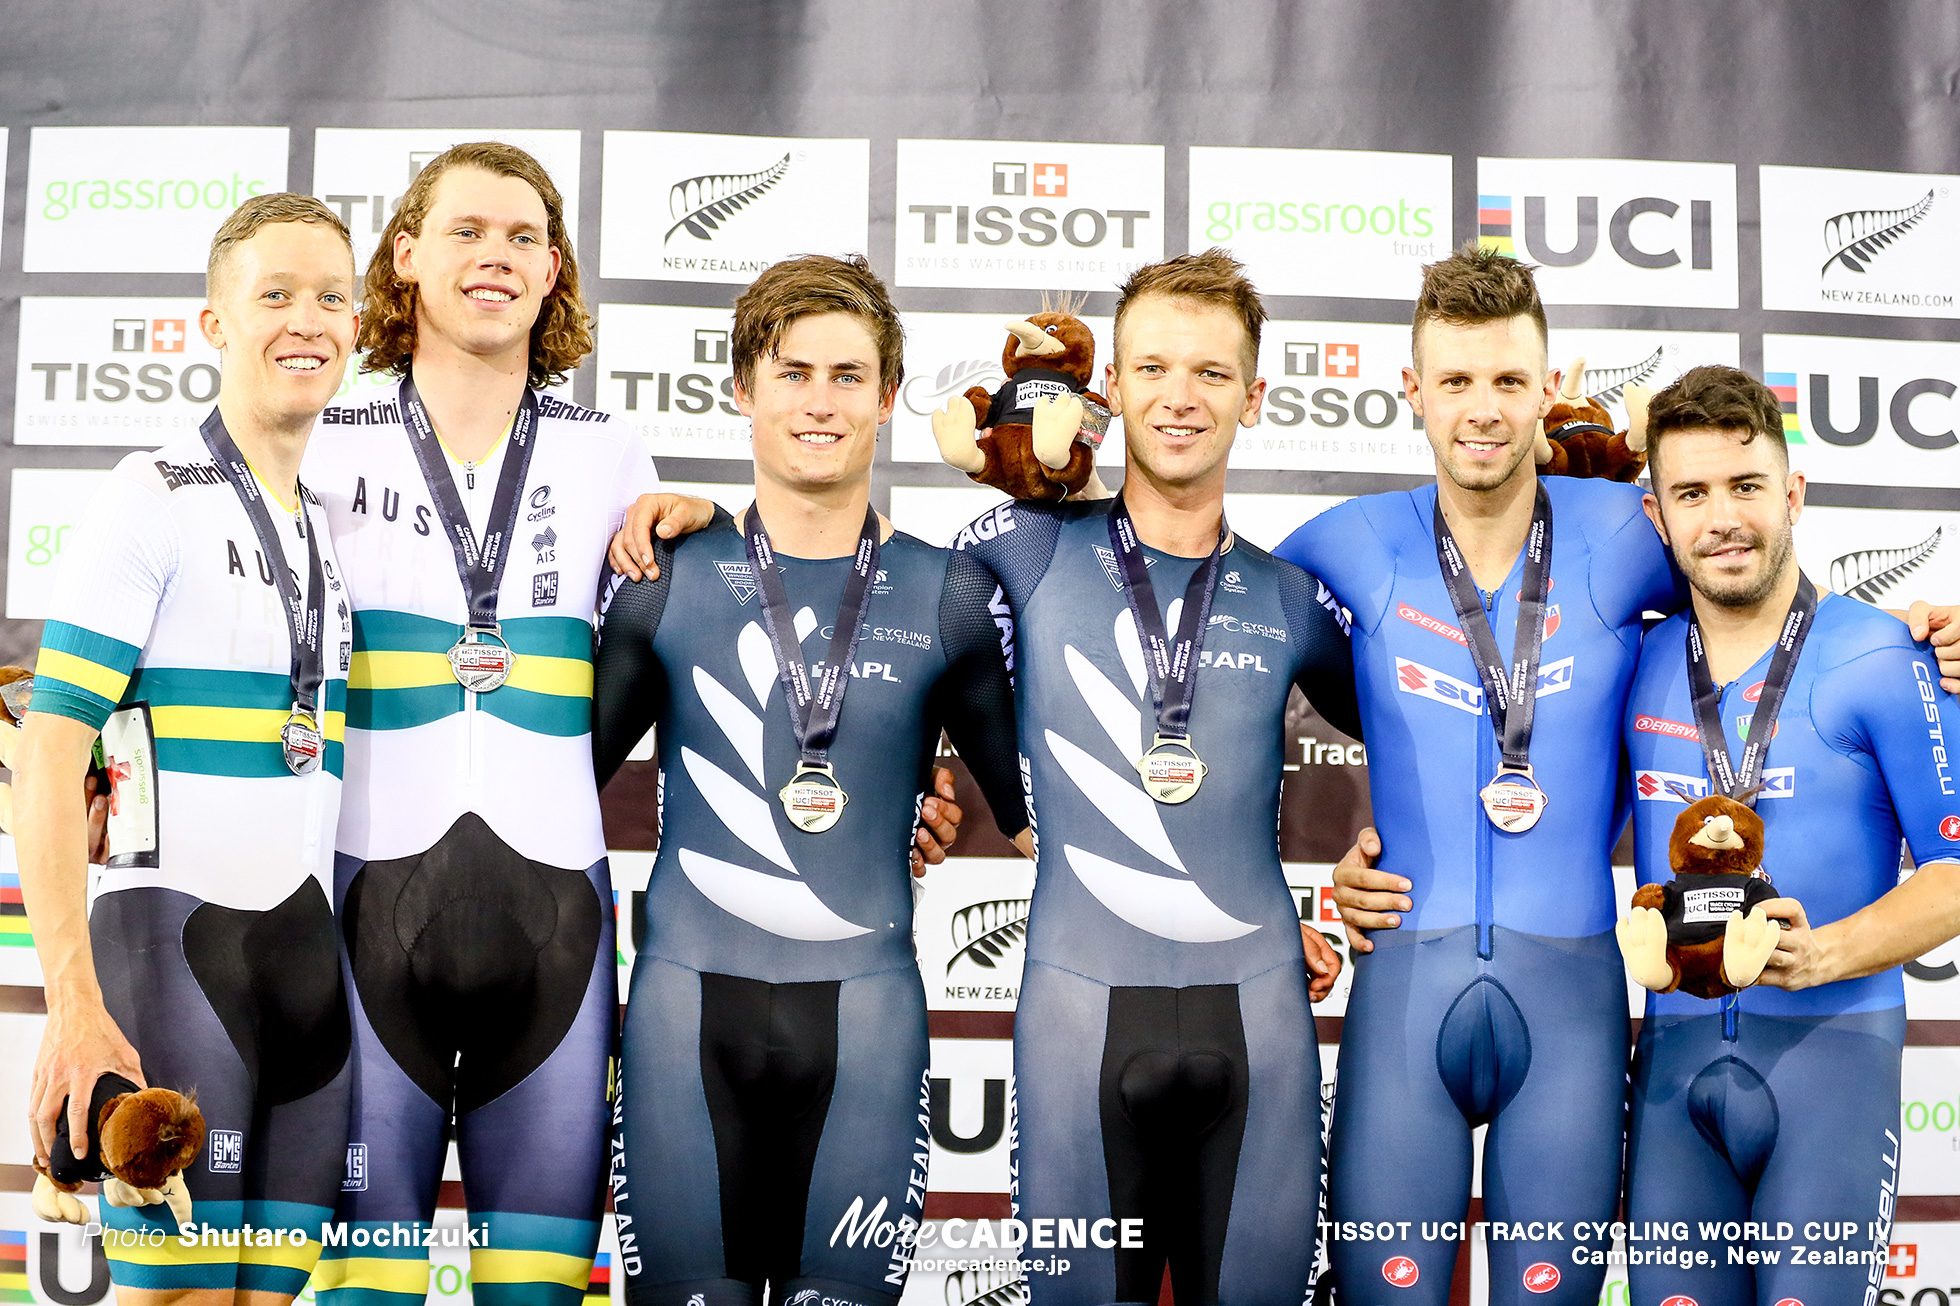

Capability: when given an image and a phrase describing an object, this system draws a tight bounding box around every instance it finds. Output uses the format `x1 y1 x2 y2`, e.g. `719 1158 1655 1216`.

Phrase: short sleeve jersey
956 498 1359 988
30 435 353 911
1275 477 1680 938
303 384 660 869
1627 593 1960 1016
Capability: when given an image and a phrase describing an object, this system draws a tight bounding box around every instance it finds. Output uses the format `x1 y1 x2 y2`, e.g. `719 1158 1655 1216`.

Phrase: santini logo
665 153 791 245
1822 190 1934 278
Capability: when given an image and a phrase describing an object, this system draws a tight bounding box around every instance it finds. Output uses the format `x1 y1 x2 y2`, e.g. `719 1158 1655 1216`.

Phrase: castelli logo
1523 1262 1560 1292
1382 1256 1420 1287
1660 1297 1700 1306
1743 680 1765 702
1941 815 1960 841
1771 1298 1805 1306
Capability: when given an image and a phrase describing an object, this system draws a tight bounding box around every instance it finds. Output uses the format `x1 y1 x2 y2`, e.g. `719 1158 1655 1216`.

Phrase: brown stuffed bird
1617 792 1783 1000
932 300 1111 500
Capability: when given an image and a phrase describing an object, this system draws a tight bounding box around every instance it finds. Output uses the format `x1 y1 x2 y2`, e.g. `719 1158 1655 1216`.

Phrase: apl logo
1478 192 1714 269
1381 1256 1419 1287
1522 1262 1560 1293
1822 190 1934 277
1830 528 1943 603
665 153 791 244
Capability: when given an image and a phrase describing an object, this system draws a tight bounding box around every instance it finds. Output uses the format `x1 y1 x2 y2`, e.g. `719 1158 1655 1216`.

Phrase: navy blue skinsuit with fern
591 508 1026 1306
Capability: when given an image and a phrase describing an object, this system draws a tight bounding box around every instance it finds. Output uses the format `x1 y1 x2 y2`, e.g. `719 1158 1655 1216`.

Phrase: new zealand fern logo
664 153 792 245
948 897 1031 973
1821 190 1934 277
1581 346 1665 411
1830 527 1943 603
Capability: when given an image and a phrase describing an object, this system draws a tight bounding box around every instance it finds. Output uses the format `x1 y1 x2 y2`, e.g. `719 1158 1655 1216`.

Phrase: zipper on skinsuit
1477 585 1497 960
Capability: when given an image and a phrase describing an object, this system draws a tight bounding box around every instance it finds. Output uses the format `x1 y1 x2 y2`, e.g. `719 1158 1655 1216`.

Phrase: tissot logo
1760 164 1960 319
313 128 582 271
15 296 226 447
603 131 869 284
597 304 751 461
1764 334 1960 488
1476 157 1738 308
897 138 1163 290
1242 320 1431 474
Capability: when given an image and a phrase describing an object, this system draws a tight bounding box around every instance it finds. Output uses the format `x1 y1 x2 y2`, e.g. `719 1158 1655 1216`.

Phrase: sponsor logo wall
1190 146 1451 301
895 139 1164 289
1765 334 1960 489
1760 164 1960 319
6 469 109 620
23 126 288 273
13 298 222 447
595 302 746 459
312 128 584 271
600 131 870 283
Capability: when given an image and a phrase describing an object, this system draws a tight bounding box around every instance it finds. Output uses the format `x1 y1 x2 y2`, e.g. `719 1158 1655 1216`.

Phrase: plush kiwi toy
1534 357 1652 483
1617 792 1783 999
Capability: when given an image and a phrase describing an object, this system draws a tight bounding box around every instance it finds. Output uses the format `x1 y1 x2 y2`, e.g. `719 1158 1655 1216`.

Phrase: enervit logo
602 131 869 283
1764 334 1960 489
1189 146 1449 300
1241 320 1431 474
8 469 112 619
1381 1256 1420 1287
313 128 582 270
1475 157 1738 308
14 297 224 447
896 138 1163 290
1761 164 1960 319
1522 1262 1560 1293
25 126 287 272
596 304 750 460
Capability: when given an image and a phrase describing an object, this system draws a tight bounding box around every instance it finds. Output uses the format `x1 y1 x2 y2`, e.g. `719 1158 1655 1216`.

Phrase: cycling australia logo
1190 145 1450 300
896 138 1164 290
1761 165 1959 318
14 297 223 446
602 131 870 283
24 125 287 273
1475 156 1738 308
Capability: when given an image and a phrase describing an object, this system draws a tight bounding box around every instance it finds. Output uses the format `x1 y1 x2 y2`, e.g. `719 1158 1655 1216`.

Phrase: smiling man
1618 364 1960 1306
301 143 706 1306
590 254 1031 1306
951 250 1359 1306
19 193 359 1304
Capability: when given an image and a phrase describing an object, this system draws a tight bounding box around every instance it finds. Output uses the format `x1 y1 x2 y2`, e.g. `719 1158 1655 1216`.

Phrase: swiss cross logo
1889 1243 1918 1277
1032 163 1068 197
151 320 186 353
1381 1256 1419 1287
1325 343 1360 378
1522 1262 1560 1293
105 759 133 816
1940 817 1960 841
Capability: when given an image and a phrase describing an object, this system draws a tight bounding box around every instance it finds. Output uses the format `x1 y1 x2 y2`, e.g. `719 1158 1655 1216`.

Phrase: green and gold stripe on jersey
33 620 347 779
347 611 595 738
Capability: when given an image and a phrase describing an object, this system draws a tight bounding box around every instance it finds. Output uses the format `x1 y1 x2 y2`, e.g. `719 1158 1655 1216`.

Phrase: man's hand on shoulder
609 493 719 582
1905 601 1960 693
1331 826 1405 954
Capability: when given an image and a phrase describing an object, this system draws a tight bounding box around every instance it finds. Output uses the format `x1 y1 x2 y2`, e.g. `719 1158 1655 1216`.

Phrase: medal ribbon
199 408 325 721
744 503 881 771
398 374 539 636
1432 484 1554 772
1686 572 1817 804
1106 493 1227 746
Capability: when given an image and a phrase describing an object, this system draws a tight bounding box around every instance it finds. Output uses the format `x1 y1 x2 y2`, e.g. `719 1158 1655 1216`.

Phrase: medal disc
1480 773 1547 832
780 768 848 833
449 634 513 692
281 710 324 776
1137 740 1207 805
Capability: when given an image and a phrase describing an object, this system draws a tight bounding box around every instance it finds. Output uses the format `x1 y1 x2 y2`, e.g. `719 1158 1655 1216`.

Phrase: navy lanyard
1107 493 1226 745
1687 573 1817 803
1433 485 1553 771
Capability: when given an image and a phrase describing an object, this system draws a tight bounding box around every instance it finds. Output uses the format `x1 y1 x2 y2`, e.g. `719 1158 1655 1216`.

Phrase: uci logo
1479 193 1713 270
1782 371 1958 450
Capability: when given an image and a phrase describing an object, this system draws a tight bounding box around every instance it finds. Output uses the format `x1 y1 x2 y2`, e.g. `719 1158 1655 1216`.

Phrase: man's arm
609 494 724 581
928 552 1033 857
1329 826 1400 953
1758 862 1960 990
17 712 145 1164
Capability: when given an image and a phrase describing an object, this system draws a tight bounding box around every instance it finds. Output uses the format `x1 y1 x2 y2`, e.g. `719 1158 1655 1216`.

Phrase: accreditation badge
100 703 160 869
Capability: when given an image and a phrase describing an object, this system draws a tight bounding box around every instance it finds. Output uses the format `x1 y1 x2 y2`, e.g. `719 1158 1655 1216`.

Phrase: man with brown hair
1618 363 1960 1306
301 142 709 1306
590 253 1031 1306
20 191 360 1303
950 248 1359 1306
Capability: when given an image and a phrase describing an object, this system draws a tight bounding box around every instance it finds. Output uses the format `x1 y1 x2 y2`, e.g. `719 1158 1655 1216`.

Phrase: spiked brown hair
1412 242 1548 371
207 193 353 298
731 253 905 398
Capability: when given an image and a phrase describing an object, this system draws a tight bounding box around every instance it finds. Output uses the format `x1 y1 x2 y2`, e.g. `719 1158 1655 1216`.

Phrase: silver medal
1137 735 1207 805
448 629 514 692
1480 767 1547 832
281 708 325 776
779 764 848 833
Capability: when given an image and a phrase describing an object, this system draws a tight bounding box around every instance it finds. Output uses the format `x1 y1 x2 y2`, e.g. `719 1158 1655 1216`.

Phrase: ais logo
1475 158 1737 308
896 139 1164 290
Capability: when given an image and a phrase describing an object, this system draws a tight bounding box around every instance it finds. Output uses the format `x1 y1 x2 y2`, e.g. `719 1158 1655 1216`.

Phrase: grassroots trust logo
1829 528 1943 604
1821 190 1934 278
664 153 791 245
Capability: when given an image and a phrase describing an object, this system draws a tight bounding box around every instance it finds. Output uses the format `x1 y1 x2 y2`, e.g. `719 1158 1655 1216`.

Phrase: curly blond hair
358 142 593 389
